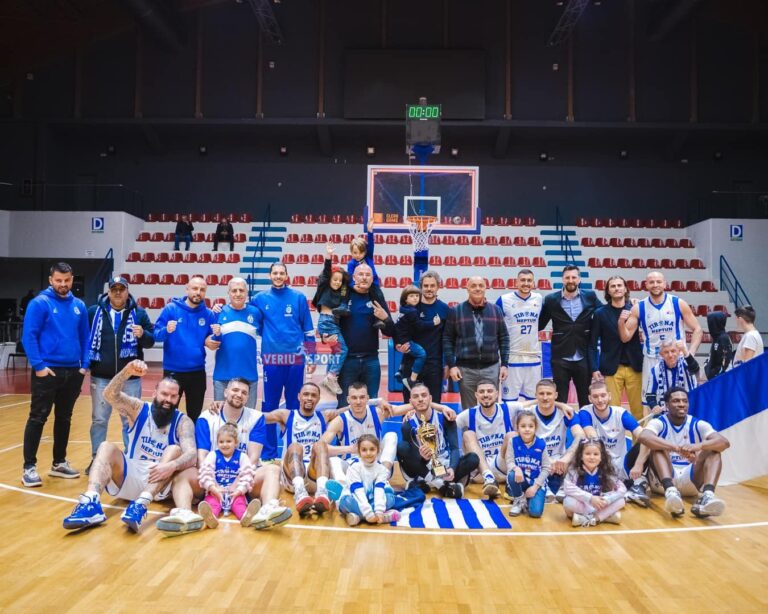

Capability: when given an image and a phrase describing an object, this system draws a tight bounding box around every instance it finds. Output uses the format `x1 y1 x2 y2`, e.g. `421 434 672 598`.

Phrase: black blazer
539 289 602 361
588 302 643 375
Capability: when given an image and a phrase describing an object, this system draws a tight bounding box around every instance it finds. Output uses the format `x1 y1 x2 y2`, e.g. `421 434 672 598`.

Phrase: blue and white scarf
88 306 139 363
651 357 698 404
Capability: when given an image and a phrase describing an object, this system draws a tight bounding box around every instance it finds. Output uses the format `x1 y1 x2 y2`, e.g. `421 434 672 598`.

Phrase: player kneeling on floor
637 387 729 519
63 360 200 533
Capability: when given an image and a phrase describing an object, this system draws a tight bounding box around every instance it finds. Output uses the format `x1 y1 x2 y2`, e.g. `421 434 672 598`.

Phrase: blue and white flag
393 498 512 530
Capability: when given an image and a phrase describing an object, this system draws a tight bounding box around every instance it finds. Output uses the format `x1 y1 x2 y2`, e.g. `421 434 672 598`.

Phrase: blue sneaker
121 500 148 533
63 496 106 530
326 479 343 502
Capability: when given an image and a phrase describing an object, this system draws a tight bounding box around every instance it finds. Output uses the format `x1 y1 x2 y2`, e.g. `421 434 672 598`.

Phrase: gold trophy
415 415 447 477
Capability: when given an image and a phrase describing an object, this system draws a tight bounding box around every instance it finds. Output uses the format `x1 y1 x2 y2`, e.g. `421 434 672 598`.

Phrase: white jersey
646 414 715 468
533 406 579 460
126 402 184 462
195 406 267 457
638 294 685 358
579 405 640 467
338 405 382 460
497 292 543 364
403 410 451 468
282 410 327 464
456 403 513 460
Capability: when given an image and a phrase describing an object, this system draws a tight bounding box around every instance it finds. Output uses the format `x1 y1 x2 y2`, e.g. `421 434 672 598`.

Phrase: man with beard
538 265 602 408
154 276 217 421
62 360 200 533
620 271 702 394
171 377 292 531
22 262 90 488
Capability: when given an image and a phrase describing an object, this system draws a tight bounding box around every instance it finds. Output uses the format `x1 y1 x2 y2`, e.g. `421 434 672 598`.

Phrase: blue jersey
126 402 184 462
510 435 547 482
195 407 267 456
579 470 603 496
213 304 259 382
212 449 245 488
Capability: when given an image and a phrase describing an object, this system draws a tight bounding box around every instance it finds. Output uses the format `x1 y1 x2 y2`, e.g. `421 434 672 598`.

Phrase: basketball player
266 382 340 516
167 377 292 532
524 379 585 501
496 269 543 402
62 360 200 533
579 380 651 507
638 387 729 518
620 271 702 393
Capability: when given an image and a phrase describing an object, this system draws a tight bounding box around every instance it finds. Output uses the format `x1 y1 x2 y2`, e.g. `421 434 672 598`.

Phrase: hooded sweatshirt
705 311 732 379
154 297 216 372
22 286 90 371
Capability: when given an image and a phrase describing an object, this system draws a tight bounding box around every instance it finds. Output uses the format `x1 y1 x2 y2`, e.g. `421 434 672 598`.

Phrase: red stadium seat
400 255 413 266
457 236 469 246
141 253 155 263
131 273 145 284
340 254 351 264
590 217 602 227
595 238 609 248
609 238 622 248
155 253 169 263
618 218 630 228
282 254 295 264
149 232 163 242
164 233 174 242
524 217 536 226
502 256 516 267
331 215 342 224
286 233 299 243
690 259 705 269
675 258 689 269
631 258 645 268
483 216 496 226
384 235 397 245
651 239 664 248
576 217 589 227
300 233 313 243
660 258 674 269
315 233 328 243
517 257 531 267
636 238 651 248
646 258 661 269
429 255 443 266
205 275 219 286
581 238 595 247
317 215 329 224
532 257 546 267
471 236 484 246
497 217 509 226
291 276 306 287
685 281 701 292
713 304 729 314
212 253 225 264
388 301 398 313
175 274 189 285
458 256 471 267
604 218 617 228
399 277 411 288
623 238 637 248
235 233 246 243
169 253 182 263
537 279 552 290
194 233 206 242
137 232 151 242
136 297 150 308
680 238 694 248
311 254 324 265
383 277 397 289
342 233 355 244
513 237 526 247
307 276 318 287
499 236 512 247
150 298 165 309
628 280 642 292
127 252 140 262
527 237 541 247
146 214 158 222
617 258 631 268
491 278 505 290
444 256 458 266
159 274 174 285
594 280 606 291
630 218 643 228
645 219 658 229
695 305 709 317
204 298 212 308
506 278 517 290
296 254 309 264
665 238 679 248
702 281 717 292
291 214 301 223
670 281 685 292
445 278 459 289
198 253 211 264
227 253 240 263
588 258 602 268
473 256 487 267
329 233 342 244
488 256 502 267
238 213 253 223
382 255 395 266
183 252 197 263
304 214 314 223
429 236 441 246
602 258 616 268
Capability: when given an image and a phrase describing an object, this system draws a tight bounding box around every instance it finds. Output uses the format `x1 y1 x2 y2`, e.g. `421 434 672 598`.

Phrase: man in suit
538 265 602 407
588 276 644 419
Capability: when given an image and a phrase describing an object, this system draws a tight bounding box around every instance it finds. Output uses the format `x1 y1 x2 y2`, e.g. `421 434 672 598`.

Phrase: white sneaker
252 500 292 530
49 460 80 479
240 498 261 527
572 513 596 528
156 508 205 535
197 501 219 529
321 374 343 395
545 487 556 504
509 496 527 517
664 487 685 517
345 512 361 526
602 511 622 524
691 491 725 518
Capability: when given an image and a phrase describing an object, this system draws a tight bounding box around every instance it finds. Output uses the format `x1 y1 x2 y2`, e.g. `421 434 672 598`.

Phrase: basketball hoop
406 215 438 253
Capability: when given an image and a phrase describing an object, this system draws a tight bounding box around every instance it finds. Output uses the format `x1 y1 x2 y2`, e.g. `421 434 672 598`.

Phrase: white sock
137 491 152 505
316 476 328 491
292 476 306 493
82 490 100 503
483 471 494 482
380 432 398 467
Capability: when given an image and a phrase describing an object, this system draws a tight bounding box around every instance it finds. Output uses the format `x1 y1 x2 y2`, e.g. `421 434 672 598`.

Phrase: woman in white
733 305 764 367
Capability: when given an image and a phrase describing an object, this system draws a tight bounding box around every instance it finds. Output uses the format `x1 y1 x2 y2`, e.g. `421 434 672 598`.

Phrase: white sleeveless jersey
534 406 576 460
638 294 684 358
579 405 639 466
195 406 267 456
126 402 184 462
498 292 543 364
646 414 715 468
282 410 327 464
338 405 382 460
457 403 513 460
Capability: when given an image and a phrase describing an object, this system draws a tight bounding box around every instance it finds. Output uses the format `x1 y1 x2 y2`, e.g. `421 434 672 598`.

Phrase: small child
504 409 551 518
563 438 626 528
394 285 440 391
338 434 402 527
312 242 350 394
347 219 388 329
197 423 260 528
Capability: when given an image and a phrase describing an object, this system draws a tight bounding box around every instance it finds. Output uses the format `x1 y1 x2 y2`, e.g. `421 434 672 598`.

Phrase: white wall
0 210 144 267
688 218 768 325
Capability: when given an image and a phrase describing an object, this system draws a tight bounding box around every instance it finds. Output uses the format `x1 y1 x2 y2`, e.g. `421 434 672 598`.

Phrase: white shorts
105 456 172 502
280 458 315 493
649 463 698 497
489 451 508 482
612 455 629 481
502 362 542 401
642 356 661 396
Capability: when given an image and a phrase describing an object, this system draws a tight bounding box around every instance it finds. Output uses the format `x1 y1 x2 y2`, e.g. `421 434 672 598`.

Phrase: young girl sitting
394 285 440 391
563 438 626 528
504 409 551 518
197 423 260 528
338 434 402 527
312 242 350 394
347 220 388 328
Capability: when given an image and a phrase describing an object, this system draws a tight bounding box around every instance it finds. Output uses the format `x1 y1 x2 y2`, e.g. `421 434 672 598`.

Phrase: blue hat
108 276 129 289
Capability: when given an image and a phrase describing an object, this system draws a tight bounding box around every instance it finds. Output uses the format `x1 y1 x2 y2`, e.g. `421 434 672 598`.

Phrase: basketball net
406 215 437 253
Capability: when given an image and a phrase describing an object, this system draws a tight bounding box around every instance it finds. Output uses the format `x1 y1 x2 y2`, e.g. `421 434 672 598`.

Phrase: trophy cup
414 414 447 477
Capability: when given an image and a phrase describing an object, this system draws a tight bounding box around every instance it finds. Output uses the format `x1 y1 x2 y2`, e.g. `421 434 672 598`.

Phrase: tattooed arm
103 360 146 426
172 415 198 473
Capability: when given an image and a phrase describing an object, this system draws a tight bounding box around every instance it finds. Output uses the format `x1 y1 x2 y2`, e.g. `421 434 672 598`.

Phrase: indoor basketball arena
2 1 768 611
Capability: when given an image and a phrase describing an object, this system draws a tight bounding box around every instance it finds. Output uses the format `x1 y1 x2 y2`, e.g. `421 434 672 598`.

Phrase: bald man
620 271 702 393
443 276 510 409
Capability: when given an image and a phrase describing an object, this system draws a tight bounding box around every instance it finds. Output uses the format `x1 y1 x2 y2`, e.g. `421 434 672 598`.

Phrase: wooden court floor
1 391 767 613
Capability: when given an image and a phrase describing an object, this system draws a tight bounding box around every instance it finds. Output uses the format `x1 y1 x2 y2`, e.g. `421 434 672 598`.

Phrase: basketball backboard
365 165 480 234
